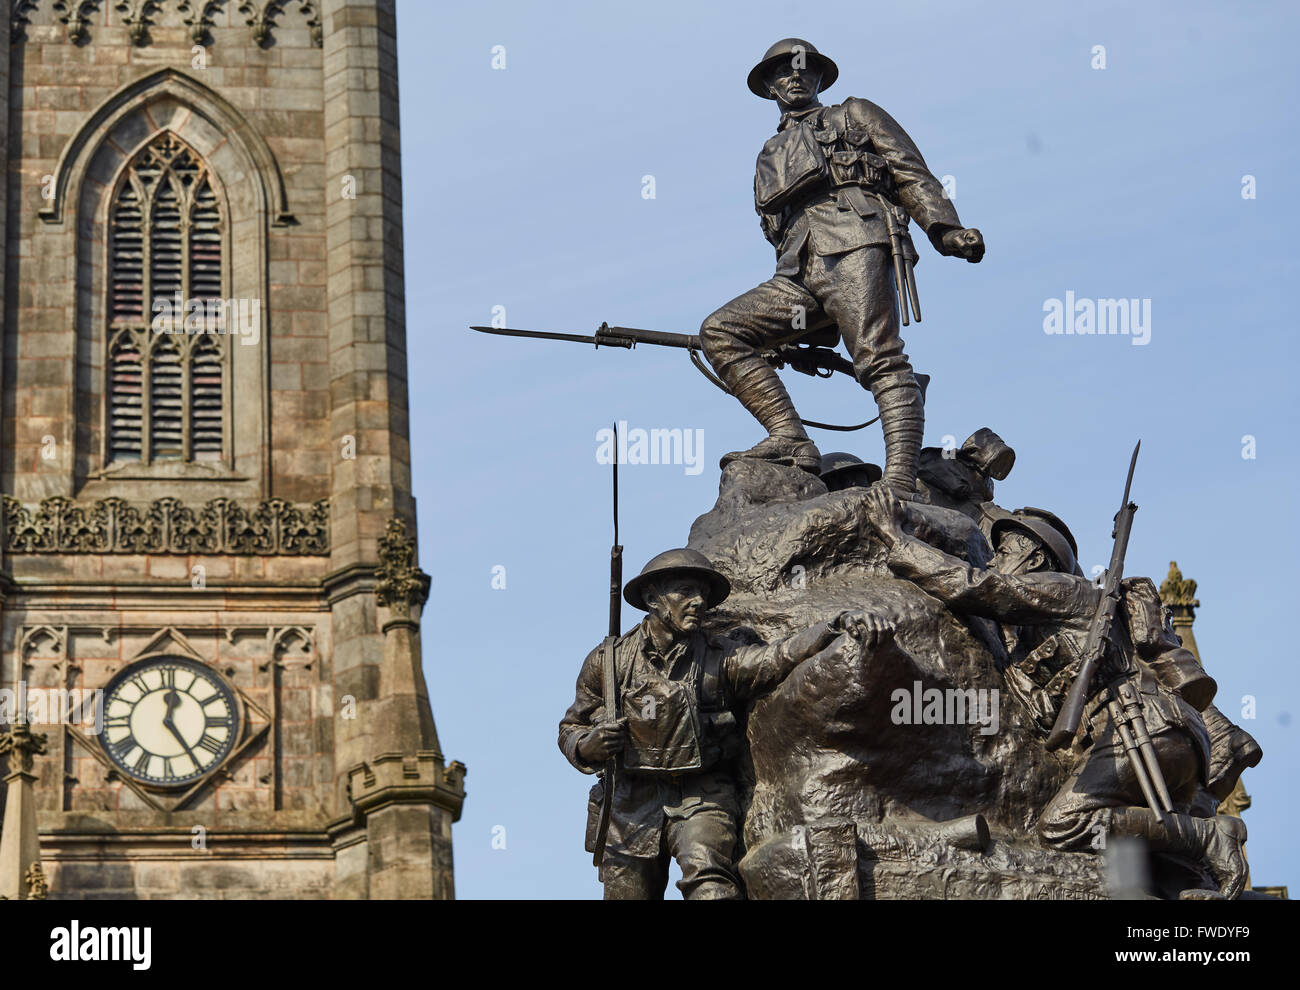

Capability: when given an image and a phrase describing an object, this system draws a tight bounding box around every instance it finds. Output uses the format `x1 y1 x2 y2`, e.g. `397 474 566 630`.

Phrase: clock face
98 657 240 787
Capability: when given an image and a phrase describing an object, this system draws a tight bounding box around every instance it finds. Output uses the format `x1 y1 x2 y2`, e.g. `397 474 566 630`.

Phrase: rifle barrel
599 325 700 349
609 420 622 638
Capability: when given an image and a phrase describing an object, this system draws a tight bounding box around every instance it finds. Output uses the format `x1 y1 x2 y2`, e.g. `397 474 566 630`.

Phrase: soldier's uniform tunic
558 620 811 899
704 98 964 375
700 97 966 486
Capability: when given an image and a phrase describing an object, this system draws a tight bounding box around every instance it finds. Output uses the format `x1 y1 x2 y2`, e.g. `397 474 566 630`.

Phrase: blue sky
395 0 1298 898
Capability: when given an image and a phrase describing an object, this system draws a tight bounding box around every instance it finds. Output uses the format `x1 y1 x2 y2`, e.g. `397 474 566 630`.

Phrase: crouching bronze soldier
559 547 893 899
702 39 984 491
863 489 1249 898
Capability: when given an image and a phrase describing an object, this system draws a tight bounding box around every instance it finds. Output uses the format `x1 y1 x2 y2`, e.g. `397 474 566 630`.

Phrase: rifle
469 322 928 433
1044 441 1175 822
1046 442 1140 752
591 421 622 869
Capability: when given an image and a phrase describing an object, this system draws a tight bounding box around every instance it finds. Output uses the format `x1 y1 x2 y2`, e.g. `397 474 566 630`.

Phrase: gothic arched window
107 133 227 465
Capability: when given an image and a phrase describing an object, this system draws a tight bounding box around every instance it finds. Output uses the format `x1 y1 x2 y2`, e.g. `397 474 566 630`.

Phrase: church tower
0 0 463 899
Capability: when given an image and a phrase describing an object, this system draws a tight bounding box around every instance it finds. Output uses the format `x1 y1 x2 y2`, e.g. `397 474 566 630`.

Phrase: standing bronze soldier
558 548 893 899
702 39 985 492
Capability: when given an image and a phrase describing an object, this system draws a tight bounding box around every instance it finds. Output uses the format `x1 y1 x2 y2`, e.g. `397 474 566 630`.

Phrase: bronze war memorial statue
701 37 983 490
473 39 1266 900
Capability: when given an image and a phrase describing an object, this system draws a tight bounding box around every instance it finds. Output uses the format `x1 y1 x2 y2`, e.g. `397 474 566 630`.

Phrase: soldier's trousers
600 805 742 900
1037 728 1203 851
699 244 911 388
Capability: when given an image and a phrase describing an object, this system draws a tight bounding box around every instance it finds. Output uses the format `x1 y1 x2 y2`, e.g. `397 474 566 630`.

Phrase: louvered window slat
191 338 224 462
106 133 228 468
150 342 184 460
149 180 184 310
109 335 144 461
111 184 144 322
190 178 222 304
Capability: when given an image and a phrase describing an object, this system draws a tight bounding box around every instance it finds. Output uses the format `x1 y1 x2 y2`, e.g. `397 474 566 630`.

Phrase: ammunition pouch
755 116 897 216
816 120 894 195
621 679 703 772
1022 633 1087 697
1006 632 1114 737
1001 634 1083 734
755 123 829 213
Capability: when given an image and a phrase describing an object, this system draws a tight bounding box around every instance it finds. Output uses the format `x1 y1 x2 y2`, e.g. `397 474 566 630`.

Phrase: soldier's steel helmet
990 508 1080 576
747 38 839 99
819 451 883 487
624 548 731 612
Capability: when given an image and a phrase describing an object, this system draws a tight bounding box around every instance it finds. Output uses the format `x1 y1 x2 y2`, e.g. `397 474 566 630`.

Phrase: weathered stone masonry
0 0 462 900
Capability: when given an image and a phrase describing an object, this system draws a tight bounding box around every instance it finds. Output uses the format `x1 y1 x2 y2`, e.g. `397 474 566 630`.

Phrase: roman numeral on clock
197 733 225 757
206 712 233 731
132 750 151 775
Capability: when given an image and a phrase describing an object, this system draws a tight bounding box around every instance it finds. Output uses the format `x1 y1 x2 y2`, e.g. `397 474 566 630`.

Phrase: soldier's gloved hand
941 227 985 263
909 513 936 544
578 717 628 763
863 487 906 546
834 609 896 650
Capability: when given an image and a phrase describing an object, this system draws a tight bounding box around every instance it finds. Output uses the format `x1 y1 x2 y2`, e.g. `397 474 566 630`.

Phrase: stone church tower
0 0 464 899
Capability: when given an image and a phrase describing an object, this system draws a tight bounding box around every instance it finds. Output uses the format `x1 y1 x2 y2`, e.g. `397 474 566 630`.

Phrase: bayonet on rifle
470 322 930 433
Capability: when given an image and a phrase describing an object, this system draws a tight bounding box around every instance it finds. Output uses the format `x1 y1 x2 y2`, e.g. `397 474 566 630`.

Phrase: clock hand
164 717 203 768
162 691 203 768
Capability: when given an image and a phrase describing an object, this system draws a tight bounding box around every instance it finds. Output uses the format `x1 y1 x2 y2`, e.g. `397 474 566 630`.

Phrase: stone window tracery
107 132 227 466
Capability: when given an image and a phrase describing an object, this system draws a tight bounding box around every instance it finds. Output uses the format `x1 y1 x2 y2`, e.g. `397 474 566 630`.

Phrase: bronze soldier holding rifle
701 39 985 491
864 486 1249 899
559 547 895 899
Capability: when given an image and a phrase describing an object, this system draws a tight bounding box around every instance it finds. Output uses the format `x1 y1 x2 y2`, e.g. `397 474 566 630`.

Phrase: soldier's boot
1112 808 1248 900
718 359 821 472
871 372 925 497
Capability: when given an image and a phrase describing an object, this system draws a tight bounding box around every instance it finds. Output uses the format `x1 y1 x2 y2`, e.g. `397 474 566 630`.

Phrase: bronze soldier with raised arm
559 548 894 899
701 39 985 491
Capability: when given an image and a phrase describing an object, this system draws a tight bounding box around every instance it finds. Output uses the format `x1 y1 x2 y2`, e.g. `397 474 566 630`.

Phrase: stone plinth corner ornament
25 864 48 900
0 723 48 774
375 517 430 624
1160 560 1200 610
0 723 49 901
